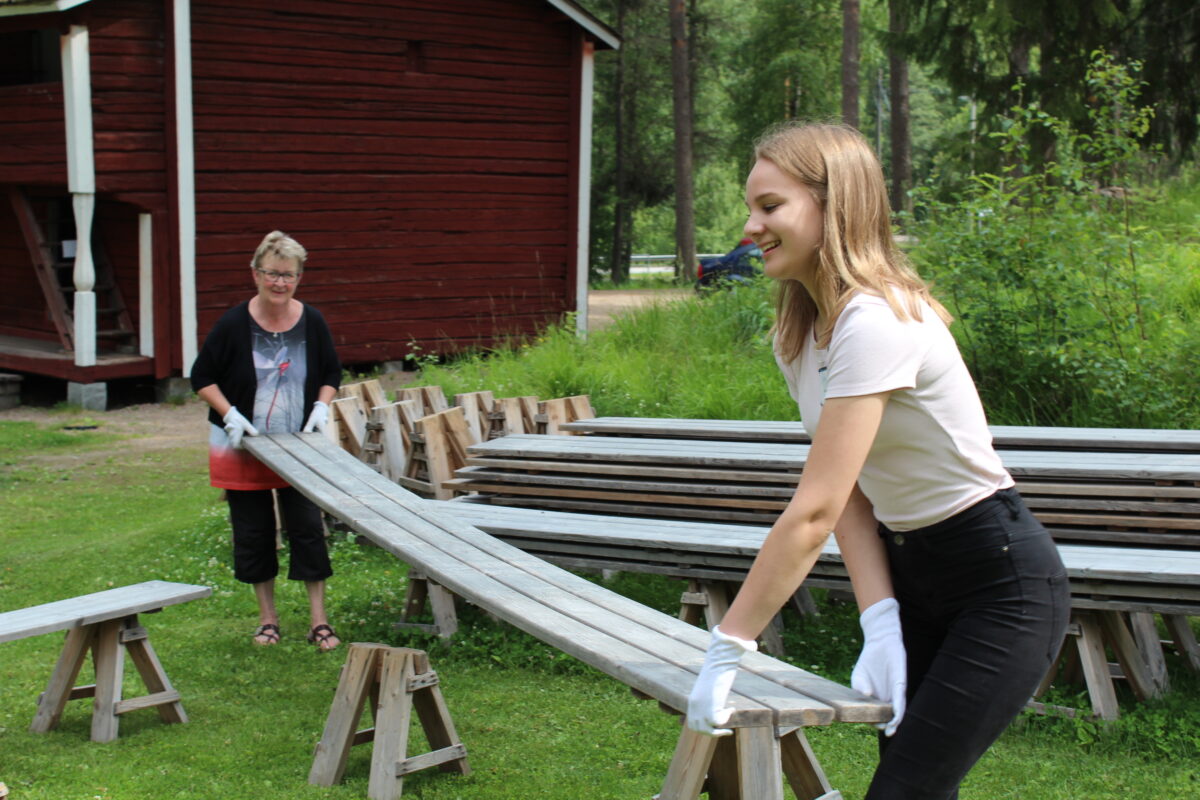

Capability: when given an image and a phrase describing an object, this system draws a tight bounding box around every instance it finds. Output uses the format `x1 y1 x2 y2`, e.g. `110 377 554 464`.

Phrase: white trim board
0 0 90 17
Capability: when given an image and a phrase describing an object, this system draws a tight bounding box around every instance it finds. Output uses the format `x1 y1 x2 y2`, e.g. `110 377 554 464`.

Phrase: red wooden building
0 0 616 406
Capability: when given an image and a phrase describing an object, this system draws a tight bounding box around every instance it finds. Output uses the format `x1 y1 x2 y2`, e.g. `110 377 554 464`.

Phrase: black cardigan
190 301 342 428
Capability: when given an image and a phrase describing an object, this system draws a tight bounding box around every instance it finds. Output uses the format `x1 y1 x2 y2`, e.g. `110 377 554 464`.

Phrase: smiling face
743 157 825 286
253 254 302 308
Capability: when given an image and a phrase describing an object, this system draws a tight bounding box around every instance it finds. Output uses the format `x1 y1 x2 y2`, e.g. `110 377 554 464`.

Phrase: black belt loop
997 487 1021 520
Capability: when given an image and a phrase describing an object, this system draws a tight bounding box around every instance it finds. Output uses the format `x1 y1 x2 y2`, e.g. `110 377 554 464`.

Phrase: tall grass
421 282 797 421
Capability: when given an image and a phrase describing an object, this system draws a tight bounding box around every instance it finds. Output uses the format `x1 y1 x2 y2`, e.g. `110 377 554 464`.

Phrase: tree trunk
842 0 860 128
609 0 629 285
888 0 912 218
668 0 696 281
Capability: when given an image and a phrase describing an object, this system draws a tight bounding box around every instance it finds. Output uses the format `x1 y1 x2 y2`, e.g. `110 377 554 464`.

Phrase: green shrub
419 279 798 422
910 51 1200 427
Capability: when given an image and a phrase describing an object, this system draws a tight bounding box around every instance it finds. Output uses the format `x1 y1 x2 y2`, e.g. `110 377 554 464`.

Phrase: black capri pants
865 487 1070 800
226 487 333 585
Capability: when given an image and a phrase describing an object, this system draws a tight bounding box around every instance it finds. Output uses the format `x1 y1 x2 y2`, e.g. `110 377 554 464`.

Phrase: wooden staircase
7 186 137 354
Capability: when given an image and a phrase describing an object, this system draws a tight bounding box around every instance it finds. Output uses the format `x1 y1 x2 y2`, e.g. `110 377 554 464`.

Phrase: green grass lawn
1 403 1198 799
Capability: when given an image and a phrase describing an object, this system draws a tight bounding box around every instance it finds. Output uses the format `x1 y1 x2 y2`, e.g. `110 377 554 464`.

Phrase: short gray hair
250 230 307 271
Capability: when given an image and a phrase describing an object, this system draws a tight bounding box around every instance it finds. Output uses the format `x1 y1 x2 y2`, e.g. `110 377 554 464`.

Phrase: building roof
547 0 620 49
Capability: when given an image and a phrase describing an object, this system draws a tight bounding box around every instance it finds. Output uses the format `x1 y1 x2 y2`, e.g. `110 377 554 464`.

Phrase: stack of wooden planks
560 416 1200 453
447 434 1200 550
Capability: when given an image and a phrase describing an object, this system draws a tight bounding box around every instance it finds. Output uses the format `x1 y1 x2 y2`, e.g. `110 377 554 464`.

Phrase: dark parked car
695 238 762 290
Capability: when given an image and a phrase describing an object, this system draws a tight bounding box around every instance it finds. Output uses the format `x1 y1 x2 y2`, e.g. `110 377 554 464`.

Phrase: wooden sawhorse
309 643 469 800
0 581 210 743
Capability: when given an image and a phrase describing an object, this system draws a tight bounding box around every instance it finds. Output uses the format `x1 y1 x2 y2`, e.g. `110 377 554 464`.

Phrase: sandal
307 623 340 652
253 623 281 646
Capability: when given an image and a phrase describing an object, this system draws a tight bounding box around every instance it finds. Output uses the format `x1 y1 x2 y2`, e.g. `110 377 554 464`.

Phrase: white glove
851 597 907 737
222 406 259 450
302 401 330 433
686 626 757 737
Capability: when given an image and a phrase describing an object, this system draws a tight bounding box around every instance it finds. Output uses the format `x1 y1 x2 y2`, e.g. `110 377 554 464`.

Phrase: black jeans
226 487 332 585
864 487 1069 800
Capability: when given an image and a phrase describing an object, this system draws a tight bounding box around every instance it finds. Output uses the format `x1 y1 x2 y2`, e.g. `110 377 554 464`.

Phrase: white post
138 213 154 356
61 24 96 367
174 0 197 376
574 40 595 339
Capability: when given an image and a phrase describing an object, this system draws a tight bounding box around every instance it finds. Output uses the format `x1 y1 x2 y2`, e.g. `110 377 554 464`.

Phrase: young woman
686 123 1069 799
192 231 343 651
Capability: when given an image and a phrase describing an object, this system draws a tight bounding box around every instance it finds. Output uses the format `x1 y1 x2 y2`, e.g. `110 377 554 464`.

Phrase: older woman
191 231 343 651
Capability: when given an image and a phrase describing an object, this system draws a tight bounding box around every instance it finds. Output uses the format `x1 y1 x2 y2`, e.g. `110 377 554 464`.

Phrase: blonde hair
754 121 951 360
250 230 307 272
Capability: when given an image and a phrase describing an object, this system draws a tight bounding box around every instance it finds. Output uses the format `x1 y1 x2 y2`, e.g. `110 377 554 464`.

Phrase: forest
584 0 1198 261
579 0 1200 428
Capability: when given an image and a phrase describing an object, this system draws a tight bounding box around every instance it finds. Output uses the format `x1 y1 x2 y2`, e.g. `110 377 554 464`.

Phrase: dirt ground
586 287 691 330
0 289 691 447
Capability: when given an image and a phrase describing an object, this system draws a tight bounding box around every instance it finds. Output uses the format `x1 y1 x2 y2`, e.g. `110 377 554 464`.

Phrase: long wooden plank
245 435 881 727
468 434 1200 481
286 434 875 727
315 434 888 722
433 503 1200 619
464 456 804 484
453 468 1200 520
451 486 1200 542
447 479 790 511
560 417 1200 453
434 503 1200 609
435 504 1200 583
452 467 797 499
0 582 212 644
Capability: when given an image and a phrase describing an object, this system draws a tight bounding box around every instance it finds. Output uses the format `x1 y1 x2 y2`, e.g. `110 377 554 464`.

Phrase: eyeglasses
257 268 300 284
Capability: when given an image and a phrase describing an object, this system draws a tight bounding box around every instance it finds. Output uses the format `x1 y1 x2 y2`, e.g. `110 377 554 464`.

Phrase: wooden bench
0 580 211 742
244 432 888 800
560 416 1200 453
430 501 1200 721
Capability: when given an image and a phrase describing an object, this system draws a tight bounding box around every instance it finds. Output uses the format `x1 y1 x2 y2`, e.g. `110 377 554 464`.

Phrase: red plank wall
0 204 58 342
190 0 578 364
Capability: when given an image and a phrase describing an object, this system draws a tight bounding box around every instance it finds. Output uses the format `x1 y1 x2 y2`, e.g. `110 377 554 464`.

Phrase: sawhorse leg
1164 614 1200 673
397 571 459 639
657 726 841 800
678 580 785 657
31 615 188 742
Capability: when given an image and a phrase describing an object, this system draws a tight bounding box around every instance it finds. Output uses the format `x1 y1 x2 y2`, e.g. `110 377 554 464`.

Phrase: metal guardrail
630 254 724 264
628 254 724 274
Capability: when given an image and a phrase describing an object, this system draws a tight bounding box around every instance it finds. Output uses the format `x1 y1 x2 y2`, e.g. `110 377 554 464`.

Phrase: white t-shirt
775 292 1013 531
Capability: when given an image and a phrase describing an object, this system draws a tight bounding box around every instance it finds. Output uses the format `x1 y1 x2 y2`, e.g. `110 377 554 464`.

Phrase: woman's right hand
686 626 757 736
222 407 259 449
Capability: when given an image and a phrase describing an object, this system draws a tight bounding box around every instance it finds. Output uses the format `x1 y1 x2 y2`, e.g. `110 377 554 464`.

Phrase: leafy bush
909 51 1200 427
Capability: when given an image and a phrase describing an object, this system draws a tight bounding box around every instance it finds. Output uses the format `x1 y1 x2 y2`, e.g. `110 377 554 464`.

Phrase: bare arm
718 392 889 640
836 484 894 613
316 385 337 405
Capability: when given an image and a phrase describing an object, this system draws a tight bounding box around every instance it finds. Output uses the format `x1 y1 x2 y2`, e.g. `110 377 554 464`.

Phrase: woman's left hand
302 401 330 433
851 597 907 736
